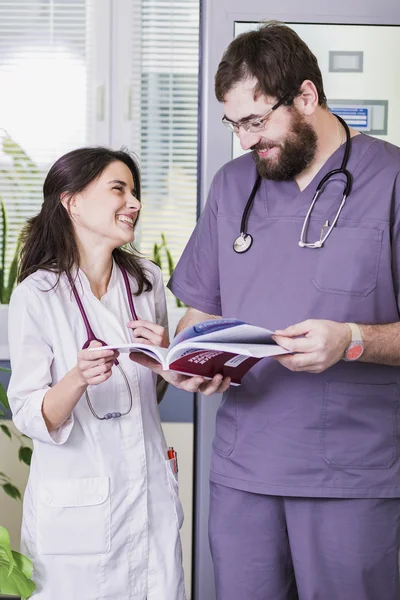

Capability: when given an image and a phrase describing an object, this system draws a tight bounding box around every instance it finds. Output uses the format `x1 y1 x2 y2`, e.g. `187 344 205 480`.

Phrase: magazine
94 318 289 386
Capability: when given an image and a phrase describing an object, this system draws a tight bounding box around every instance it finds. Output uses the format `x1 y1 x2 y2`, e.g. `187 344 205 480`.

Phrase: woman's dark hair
215 21 327 107
18 146 152 295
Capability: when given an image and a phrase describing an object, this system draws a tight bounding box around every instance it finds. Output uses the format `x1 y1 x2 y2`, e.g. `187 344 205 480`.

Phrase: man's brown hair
215 21 327 107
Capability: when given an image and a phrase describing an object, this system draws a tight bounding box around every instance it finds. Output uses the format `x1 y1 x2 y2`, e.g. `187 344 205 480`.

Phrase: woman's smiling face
67 160 141 249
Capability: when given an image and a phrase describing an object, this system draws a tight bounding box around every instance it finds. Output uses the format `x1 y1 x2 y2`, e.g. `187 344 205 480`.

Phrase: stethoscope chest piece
233 232 253 253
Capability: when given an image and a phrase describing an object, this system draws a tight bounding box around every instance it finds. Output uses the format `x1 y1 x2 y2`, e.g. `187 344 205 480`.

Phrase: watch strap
345 322 363 343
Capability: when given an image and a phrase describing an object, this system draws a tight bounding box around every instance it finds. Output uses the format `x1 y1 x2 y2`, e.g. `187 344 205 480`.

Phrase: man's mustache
251 142 279 152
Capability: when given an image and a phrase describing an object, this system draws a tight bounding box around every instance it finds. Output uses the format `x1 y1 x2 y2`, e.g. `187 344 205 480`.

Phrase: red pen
168 446 178 474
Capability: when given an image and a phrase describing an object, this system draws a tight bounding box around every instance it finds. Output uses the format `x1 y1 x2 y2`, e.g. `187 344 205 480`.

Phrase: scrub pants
209 482 400 600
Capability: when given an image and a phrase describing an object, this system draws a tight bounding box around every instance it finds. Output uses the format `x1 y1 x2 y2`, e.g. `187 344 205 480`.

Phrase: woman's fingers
128 319 164 334
128 320 169 348
86 370 113 385
77 340 118 386
80 347 117 361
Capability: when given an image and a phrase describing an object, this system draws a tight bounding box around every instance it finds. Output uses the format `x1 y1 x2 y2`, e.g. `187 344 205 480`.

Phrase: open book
96 318 289 386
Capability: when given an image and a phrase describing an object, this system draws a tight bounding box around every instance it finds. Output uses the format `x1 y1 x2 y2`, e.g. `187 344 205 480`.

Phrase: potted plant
152 233 187 337
0 198 20 360
0 525 35 599
0 370 34 599
0 367 32 500
0 131 41 360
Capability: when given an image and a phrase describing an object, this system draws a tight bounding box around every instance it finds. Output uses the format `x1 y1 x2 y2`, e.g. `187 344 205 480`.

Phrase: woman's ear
60 192 79 217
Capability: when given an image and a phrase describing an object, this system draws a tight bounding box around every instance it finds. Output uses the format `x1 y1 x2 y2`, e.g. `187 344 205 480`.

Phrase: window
0 0 200 306
129 0 200 300
0 0 96 281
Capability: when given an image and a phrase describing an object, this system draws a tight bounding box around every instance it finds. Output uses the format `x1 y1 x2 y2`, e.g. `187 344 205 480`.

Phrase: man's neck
295 109 358 192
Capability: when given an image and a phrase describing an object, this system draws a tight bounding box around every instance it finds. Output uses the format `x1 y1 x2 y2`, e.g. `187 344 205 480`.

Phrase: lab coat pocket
321 381 399 469
312 227 382 296
37 476 111 555
166 459 184 530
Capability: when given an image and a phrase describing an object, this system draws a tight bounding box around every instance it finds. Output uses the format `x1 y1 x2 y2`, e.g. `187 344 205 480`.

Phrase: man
133 22 400 600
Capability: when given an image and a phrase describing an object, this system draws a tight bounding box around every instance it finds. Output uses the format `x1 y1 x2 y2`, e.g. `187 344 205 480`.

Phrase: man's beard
252 109 318 181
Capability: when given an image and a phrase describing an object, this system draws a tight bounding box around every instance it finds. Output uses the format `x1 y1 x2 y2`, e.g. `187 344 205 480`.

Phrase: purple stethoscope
68 265 138 421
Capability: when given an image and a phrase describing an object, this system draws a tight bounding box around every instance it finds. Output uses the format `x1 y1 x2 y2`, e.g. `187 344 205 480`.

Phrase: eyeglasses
222 94 290 134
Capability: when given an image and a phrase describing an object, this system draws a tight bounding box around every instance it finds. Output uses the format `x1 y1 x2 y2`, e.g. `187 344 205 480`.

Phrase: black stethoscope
233 114 353 253
68 266 137 421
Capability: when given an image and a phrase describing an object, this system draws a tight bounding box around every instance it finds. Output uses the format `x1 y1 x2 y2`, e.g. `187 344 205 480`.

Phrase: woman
7 147 185 599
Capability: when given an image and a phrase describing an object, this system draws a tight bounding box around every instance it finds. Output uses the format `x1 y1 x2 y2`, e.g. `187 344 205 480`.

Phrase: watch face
346 343 364 361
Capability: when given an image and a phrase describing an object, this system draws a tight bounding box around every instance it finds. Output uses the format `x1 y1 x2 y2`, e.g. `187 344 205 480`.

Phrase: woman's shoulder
12 269 62 301
139 258 162 281
123 257 162 290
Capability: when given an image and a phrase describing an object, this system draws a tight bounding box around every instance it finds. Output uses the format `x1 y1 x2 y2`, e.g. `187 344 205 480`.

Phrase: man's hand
129 353 231 395
272 319 352 373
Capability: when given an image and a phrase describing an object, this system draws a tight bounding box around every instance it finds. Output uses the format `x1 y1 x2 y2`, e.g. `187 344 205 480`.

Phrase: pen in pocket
168 446 178 475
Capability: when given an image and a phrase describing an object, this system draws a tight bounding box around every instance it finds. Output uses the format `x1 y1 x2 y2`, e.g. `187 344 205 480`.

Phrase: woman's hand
76 340 119 386
129 352 231 395
128 319 169 348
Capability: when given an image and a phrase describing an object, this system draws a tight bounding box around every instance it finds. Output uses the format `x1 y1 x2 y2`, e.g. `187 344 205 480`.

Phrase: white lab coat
7 260 186 600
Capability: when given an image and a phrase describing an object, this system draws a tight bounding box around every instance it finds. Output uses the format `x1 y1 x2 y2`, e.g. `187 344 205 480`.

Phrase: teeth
117 216 134 226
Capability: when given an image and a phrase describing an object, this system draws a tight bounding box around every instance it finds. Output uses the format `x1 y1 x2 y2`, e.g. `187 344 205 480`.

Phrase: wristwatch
343 322 364 361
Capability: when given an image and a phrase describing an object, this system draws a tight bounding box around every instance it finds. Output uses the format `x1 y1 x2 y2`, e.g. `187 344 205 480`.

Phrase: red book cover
169 350 261 385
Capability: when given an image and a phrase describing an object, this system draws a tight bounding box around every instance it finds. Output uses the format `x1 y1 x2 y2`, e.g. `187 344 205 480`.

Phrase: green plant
0 196 20 304
0 525 35 599
152 233 185 308
0 367 32 500
0 131 42 305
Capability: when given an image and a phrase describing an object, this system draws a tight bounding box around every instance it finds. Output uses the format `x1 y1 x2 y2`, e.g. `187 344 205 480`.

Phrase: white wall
0 421 194 599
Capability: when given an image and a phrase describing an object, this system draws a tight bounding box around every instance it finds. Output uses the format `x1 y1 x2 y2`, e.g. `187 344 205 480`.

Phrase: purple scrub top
168 133 400 498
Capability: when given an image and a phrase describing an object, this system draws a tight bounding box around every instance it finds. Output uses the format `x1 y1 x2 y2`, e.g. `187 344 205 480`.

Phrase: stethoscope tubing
233 114 352 253
68 264 136 420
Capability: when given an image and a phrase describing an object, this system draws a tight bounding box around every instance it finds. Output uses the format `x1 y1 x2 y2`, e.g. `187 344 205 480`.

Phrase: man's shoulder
355 134 400 173
215 152 256 180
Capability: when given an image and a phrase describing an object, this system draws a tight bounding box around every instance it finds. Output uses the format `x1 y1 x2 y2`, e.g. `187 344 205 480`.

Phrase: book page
168 341 288 363
171 318 277 347
91 343 169 367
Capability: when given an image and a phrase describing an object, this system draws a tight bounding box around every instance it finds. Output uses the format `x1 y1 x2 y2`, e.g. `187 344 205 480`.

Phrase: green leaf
0 527 35 599
12 550 34 581
18 447 32 466
165 247 175 278
152 243 162 269
0 526 13 569
0 198 6 302
2 483 21 500
0 562 36 599
4 237 21 303
0 424 11 439
0 384 9 412
0 367 11 373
